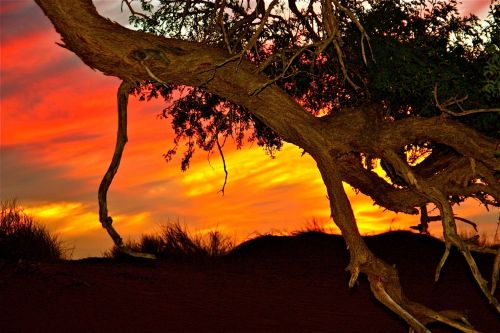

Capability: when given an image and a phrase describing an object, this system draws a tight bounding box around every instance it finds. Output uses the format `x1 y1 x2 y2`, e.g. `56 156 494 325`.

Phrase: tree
34 0 499 332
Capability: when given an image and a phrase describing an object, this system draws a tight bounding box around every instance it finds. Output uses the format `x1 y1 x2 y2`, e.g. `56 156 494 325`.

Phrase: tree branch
216 137 228 195
122 0 149 19
98 80 131 247
434 83 500 116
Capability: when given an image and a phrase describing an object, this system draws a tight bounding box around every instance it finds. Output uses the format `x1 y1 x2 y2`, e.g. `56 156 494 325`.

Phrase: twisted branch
98 80 155 259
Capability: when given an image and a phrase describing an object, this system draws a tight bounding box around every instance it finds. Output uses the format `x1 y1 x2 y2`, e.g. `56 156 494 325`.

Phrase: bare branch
217 0 233 54
434 83 500 116
236 0 279 69
216 137 228 195
251 43 317 95
96 80 156 259
454 216 478 232
98 81 131 247
331 0 374 64
122 0 149 19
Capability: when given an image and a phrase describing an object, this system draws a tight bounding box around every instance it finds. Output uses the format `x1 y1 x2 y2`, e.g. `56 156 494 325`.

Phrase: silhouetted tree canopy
130 0 499 171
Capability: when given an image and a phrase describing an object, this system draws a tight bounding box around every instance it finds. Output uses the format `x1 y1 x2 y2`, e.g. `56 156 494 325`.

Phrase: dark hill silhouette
0 231 498 332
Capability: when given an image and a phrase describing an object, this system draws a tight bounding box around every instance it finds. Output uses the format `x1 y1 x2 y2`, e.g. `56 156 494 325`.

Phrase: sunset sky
1 0 497 258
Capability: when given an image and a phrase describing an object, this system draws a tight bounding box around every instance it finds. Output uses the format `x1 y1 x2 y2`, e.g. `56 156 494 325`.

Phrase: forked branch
121 0 149 19
434 83 500 116
383 149 500 311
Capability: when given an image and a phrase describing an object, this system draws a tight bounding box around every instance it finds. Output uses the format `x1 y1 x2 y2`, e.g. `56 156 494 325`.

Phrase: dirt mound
0 231 498 332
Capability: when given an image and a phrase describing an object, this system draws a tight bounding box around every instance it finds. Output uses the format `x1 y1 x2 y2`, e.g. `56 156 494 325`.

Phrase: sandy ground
0 231 498 332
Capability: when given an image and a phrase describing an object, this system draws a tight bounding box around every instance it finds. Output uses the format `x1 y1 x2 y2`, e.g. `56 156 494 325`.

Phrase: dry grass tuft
457 228 498 247
106 221 235 260
0 200 66 262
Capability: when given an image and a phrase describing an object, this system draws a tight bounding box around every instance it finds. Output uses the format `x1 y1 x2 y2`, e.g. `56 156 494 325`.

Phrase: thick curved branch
98 81 131 247
34 0 320 151
377 116 499 172
337 151 498 216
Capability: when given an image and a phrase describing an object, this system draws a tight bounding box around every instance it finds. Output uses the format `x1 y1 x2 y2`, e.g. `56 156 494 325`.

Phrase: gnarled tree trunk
34 1 499 332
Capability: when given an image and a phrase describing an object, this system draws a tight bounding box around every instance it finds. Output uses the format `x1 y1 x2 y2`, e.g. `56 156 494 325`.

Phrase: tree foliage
130 0 499 169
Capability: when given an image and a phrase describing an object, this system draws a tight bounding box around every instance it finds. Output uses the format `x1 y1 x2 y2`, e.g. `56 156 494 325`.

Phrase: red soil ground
0 231 498 332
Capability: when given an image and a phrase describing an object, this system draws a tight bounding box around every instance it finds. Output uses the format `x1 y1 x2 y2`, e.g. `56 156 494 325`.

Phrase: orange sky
1 0 497 258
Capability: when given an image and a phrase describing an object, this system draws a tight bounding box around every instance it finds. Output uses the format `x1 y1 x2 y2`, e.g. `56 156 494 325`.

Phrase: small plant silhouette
106 222 234 260
0 200 66 262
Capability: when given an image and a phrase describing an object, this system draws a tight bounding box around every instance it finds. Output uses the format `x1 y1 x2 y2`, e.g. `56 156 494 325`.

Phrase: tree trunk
33 0 499 331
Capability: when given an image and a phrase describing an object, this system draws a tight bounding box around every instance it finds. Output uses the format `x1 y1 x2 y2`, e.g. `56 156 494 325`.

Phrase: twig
331 0 375 64
121 0 149 19
235 0 279 70
434 83 500 116
454 216 478 232
216 137 228 195
217 0 233 54
250 45 316 95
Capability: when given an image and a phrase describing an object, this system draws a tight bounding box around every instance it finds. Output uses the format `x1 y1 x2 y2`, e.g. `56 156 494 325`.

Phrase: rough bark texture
34 0 499 332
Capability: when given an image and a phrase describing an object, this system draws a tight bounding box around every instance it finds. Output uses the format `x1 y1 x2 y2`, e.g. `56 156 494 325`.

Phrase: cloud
0 145 94 202
94 0 132 27
458 0 491 18
0 3 51 43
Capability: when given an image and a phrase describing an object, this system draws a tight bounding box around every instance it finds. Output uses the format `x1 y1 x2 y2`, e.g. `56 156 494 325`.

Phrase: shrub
106 222 234 260
0 200 65 262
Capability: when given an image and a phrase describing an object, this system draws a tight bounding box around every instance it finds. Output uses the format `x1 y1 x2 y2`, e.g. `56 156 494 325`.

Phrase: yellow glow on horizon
27 202 152 237
17 147 496 259
27 202 83 219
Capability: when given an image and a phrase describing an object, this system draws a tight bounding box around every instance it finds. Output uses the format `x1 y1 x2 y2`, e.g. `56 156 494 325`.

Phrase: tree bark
34 0 499 330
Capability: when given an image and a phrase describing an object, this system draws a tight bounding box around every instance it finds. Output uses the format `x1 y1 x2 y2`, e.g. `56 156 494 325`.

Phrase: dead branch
98 81 131 247
424 187 499 312
97 80 155 259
